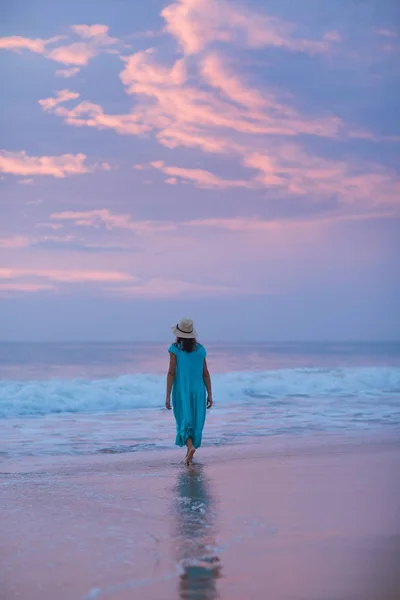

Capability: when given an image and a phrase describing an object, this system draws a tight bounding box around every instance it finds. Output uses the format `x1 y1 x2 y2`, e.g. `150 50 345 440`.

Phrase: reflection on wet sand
174 465 221 600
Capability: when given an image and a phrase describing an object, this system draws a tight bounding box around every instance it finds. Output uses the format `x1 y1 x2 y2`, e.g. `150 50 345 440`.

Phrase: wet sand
1 434 400 600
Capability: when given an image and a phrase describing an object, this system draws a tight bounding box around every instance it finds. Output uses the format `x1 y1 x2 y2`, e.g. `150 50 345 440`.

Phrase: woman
165 317 213 465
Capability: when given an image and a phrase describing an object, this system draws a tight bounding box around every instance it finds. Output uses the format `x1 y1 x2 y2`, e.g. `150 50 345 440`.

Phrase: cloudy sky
1 0 399 341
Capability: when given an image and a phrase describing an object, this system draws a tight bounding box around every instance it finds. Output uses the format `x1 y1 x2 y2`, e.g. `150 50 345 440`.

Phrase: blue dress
169 342 207 449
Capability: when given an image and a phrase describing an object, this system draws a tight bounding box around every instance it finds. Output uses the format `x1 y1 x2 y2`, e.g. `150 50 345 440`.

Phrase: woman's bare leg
185 438 196 465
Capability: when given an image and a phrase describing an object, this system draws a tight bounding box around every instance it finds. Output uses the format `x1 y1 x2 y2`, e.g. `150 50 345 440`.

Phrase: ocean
1 341 400 459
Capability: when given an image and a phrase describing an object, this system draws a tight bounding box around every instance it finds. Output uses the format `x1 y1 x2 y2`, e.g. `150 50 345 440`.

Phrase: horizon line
0 339 399 345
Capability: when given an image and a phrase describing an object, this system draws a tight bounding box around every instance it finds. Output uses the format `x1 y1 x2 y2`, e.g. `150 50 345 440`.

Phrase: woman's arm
203 358 213 408
165 352 176 409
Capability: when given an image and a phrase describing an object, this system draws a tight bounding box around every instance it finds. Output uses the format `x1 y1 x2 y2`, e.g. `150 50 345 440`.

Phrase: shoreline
1 432 400 600
2 428 399 472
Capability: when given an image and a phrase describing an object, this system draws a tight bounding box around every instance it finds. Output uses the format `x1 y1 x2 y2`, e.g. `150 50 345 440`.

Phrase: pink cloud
1 24 119 70
0 35 62 54
72 25 106 37
50 209 134 229
37 223 63 230
150 161 254 189
119 50 342 144
39 89 80 111
41 96 149 136
243 144 400 207
157 127 237 153
185 211 396 233
26 11 390 217
0 268 134 284
0 150 98 179
201 53 265 109
50 209 176 233
0 236 30 249
120 49 186 91
149 160 164 169
36 66 397 206
55 67 80 78
46 42 97 66
0 282 57 293
47 210 398 245
72 24 109 38
121 52 247 136
121 54 274 134
42 42 345 154
71 24 118 46
161 0 331 55
148 142 399 206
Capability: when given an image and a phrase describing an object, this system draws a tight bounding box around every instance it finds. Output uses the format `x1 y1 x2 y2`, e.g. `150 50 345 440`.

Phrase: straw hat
171 317 197 339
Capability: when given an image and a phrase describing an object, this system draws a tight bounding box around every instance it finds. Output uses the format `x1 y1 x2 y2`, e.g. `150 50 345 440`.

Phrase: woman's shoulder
168 342 180 354
196 343 207 356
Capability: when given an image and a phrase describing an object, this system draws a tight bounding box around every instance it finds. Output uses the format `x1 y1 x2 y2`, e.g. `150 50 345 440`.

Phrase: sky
0 0 399 342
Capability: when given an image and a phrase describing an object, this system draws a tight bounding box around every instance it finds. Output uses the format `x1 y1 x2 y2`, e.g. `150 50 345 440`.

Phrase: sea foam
1 366 400 418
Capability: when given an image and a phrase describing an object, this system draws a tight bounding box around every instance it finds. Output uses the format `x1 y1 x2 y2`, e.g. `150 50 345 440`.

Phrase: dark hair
175 337 197 352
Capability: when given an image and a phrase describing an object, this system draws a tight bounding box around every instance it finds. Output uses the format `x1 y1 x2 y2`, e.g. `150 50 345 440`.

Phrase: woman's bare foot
185 446 195 465
184 438 196 465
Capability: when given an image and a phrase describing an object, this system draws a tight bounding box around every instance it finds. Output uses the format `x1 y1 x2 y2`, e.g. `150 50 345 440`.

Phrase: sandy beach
1 433 399 600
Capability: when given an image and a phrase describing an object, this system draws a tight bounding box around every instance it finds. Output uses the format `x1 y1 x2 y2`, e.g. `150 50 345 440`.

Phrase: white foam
1 367 399 418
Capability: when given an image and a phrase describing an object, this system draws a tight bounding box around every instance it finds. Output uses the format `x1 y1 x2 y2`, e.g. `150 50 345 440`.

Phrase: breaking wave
1 366 400 418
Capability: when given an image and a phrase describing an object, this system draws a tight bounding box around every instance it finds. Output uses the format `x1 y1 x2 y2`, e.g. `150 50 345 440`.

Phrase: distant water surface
1 341 399 458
